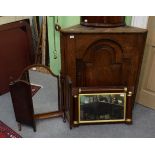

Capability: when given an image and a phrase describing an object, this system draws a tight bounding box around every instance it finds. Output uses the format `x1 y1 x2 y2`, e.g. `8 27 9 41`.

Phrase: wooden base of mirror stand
34 111 66 122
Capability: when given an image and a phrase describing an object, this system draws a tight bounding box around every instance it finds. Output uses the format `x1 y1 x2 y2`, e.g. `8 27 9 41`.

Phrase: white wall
131 16 149 29
0 16 32 25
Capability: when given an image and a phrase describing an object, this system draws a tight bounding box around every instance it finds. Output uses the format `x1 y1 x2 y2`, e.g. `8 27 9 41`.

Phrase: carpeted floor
0 71 155 138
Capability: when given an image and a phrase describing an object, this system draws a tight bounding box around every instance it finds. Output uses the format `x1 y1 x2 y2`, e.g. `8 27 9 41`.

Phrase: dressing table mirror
10 64 65 131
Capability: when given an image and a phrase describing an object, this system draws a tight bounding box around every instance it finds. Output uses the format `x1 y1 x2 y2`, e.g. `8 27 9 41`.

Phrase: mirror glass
20 65 59 114
79 93 126 123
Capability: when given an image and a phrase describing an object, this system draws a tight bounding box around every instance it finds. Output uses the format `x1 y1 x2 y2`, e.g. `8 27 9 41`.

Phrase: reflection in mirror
20 65 59 115
29 66 58 114
79 93 126 123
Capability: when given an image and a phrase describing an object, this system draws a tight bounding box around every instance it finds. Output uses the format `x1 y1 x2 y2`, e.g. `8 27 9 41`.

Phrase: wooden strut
41 16 47 65
35 16 61 63
34 111 63 120
34 16 47 65
53 16 57 59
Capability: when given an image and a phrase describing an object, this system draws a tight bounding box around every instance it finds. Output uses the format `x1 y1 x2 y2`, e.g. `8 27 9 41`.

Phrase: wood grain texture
34 111 63 119
60 24 147 34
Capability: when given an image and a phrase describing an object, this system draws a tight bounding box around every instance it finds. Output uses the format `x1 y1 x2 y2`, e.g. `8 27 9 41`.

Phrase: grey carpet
0 72 155 137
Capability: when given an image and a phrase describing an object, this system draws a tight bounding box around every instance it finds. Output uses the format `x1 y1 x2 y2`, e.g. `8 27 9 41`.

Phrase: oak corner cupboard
60 19 147 129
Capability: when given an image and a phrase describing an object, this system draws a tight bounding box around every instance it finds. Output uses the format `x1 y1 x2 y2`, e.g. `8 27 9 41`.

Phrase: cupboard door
136 17 155 109
136 45 155 109
76 39 130 87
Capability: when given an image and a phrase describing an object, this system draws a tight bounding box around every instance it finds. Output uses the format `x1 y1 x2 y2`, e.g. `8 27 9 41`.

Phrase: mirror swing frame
9 64 65 132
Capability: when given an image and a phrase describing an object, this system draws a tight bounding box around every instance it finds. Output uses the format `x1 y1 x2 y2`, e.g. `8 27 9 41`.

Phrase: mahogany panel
76 39 124 87
9 80 36 131
0 20 33 95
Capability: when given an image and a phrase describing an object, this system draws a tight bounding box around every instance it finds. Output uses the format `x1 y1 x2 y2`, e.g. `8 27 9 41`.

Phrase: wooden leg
33 126 36 132
63 117 66 123
63 112 66 123
33 122 37 132
18 123 21 131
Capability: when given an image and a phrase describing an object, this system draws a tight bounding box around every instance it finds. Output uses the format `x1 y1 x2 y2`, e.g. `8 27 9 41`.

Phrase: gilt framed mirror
77 87 127 124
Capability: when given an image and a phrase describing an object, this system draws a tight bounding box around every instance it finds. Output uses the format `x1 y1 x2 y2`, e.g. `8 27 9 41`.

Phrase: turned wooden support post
126 91 133 124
